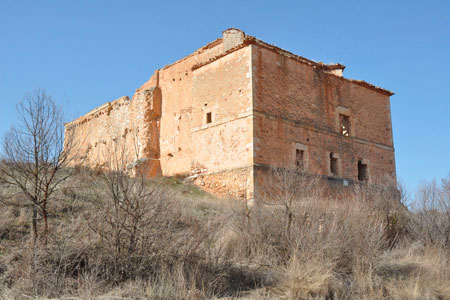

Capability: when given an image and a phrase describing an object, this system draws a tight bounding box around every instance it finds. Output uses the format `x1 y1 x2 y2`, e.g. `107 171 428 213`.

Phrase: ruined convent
66 28 396 199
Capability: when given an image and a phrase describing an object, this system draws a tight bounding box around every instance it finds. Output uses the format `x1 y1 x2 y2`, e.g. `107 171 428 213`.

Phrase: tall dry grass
0 168 449 299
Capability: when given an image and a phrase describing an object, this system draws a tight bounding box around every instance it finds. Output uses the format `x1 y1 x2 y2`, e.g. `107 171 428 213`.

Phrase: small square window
339 114 351 137
206 112 212 124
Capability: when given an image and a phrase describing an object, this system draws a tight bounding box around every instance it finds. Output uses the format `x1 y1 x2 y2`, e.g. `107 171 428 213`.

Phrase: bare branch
0 88 77 243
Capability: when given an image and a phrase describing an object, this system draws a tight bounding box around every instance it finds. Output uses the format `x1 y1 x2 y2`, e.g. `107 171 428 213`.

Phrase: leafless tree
409 174 450 249
0 88 75 245
258 165 323 238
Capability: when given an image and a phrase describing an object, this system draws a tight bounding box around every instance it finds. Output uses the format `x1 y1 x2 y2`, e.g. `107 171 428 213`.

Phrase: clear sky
1 0 449 194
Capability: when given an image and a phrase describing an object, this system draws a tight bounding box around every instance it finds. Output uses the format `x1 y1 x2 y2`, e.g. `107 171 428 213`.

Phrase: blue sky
0 0 449 194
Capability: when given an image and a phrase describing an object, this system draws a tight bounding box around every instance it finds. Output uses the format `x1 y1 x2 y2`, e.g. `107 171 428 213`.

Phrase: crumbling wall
191 166 253 199
131 87 162 177
67 96 135 169
66 87 162 176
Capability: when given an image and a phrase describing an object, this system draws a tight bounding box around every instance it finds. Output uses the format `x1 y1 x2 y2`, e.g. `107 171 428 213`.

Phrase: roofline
69 31 394 127
65 96 130 127
191 35 394 96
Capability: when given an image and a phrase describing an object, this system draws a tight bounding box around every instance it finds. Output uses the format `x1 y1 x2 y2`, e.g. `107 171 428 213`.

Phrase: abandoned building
65 28 396 199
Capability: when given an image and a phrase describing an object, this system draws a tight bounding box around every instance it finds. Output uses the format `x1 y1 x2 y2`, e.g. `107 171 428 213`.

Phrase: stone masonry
65 28 396 200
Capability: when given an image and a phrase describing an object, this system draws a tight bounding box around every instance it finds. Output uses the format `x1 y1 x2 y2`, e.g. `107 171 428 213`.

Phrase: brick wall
252 45 396 187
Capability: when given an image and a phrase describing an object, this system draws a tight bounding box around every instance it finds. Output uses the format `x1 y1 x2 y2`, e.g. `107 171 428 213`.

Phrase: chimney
323 64 346 77
329 69 344 77
222 28 245 52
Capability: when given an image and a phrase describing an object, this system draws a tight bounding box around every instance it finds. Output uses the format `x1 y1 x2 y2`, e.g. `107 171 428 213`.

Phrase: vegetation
0 165 449 299
0 89 76 244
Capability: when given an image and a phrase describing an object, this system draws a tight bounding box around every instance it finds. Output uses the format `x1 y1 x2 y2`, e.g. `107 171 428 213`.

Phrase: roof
191 32 394 96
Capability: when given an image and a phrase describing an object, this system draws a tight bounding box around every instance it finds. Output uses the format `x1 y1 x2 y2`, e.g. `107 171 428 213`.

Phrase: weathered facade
66 28 396 199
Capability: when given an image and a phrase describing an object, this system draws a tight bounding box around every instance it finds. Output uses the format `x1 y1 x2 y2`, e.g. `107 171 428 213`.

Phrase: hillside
0 167 449 300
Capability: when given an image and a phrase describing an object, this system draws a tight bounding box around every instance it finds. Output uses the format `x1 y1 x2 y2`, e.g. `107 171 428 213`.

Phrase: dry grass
0 168 449 299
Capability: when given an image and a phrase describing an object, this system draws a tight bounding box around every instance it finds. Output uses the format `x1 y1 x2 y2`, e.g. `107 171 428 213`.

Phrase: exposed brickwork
65 29 396 200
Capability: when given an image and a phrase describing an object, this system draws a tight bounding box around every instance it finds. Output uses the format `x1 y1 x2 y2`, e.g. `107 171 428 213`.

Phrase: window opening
295 149 305 169
206 112 212 124
358 160 368 181
330 152 339 176
339 114 350 137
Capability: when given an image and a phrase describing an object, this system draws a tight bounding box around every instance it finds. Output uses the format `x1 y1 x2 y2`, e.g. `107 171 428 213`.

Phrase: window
329 152 339 176
295 149 305 169
358 160 368 181
339 114 351 137
206 112 212 124
293 143 308 170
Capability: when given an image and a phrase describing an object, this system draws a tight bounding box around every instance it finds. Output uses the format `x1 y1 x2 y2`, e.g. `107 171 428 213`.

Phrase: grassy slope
0 172 449 300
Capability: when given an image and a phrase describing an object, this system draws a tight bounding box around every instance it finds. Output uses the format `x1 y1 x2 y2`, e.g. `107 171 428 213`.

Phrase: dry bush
348 243 450 300
0 199 93 298
224 194 390 299
86 171 196 282
218 168 436 299
408 175 450 249
350 174 409 248
0 170 265 299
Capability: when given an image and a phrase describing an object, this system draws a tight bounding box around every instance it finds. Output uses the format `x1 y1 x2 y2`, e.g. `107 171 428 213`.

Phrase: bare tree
0 88 75 244
258 165 323 239
409 175 450 249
